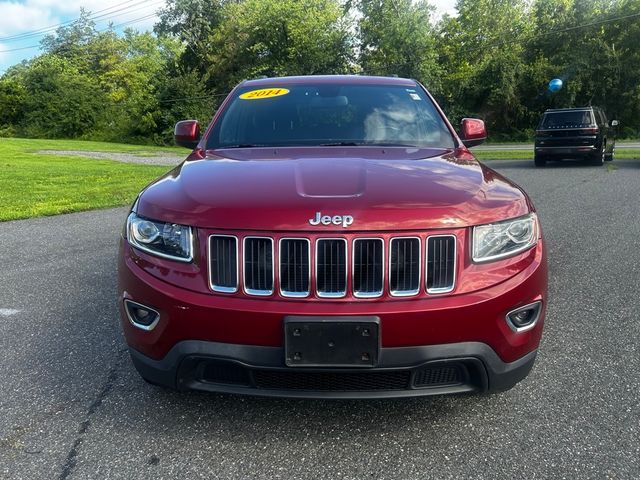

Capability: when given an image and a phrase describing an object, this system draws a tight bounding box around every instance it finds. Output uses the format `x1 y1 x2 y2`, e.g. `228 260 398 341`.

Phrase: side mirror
460 118 487 148
611 120 619 127
174 120 201 149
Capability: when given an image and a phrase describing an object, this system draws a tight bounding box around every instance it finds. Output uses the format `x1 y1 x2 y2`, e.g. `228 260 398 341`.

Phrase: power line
0 44 41 53
0 0 147 42
0 11 162 54
87 0 164 23
105 13 159 30
362 9 640 76
457 10 640 54
538 10 640 37
0 0 134 41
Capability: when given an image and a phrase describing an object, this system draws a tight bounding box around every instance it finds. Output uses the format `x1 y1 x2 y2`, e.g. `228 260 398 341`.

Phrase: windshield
541 110 594 129
207 83 455 149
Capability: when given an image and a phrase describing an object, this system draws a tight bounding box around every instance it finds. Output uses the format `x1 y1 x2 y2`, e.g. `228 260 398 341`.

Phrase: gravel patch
38 149 184 166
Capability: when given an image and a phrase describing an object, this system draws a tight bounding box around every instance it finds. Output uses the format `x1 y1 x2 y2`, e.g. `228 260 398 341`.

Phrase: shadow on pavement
482 159 639 170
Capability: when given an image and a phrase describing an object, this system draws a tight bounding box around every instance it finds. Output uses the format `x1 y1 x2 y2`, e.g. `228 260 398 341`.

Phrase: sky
0 0 457 74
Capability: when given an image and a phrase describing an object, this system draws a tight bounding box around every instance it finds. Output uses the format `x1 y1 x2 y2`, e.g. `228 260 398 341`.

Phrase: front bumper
119 239 547 398
534 145 597 157
130 340 537 399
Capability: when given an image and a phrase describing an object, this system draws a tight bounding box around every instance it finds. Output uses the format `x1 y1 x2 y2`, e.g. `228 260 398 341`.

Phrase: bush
0 124 18 138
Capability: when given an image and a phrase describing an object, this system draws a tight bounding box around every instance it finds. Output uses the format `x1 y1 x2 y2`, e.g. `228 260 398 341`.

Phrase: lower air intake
201 361 251 386
413 365 463 387
253 370 411 391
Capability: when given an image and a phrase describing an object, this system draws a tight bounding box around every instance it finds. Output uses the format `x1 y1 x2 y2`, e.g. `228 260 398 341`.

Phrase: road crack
58 349 128 480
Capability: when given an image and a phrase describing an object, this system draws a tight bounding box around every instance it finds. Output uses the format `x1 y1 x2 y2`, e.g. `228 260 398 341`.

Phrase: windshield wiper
220 142 421 148
320 142 418 148
365 142 418 147
219 144 267 148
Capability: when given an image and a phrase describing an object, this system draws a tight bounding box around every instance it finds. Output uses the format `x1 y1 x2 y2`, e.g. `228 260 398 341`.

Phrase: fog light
506 301 542 333
511 310 533 326
124 300 160 331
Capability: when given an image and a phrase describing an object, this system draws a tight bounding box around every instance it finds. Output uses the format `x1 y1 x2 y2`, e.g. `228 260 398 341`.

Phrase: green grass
474 149 640 161
0 138 178 222
6 137 186 155
473 150 532 161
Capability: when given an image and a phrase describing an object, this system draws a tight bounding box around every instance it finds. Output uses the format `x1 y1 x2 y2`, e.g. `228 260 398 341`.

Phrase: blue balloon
548 78 563 92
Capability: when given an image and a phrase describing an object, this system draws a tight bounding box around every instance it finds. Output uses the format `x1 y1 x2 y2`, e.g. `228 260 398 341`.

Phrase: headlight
126 213 193 262
472 213 539 263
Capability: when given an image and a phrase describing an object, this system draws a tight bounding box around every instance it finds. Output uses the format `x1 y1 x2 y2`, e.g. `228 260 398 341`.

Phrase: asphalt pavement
1 159 639 479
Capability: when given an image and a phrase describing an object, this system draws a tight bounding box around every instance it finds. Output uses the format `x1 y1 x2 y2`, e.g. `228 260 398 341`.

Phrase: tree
437 0 533 137
0 77 27 130
356 0 441 90
527 0 640 136
17 56 105 138
204 0 354 91
4 15 189 143
40 9 98 66
155 69 217 142
92 31 182 143
155 0 228 74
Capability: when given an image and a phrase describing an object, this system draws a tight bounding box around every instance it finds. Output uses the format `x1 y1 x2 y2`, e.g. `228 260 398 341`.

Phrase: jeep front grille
279 238 310 297
208 233 457 298
426 235 456 293
316 239 347 298
243 237 273 295
389 238 421 296
209 235 238 293
353 238 384 298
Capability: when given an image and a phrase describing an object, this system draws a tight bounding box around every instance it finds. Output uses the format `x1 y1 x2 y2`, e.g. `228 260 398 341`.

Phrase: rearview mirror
460 118 487 148
174 120 201 149
611 120 619 127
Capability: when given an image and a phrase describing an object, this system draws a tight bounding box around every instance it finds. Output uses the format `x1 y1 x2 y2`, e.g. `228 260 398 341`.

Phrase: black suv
534 107 618 167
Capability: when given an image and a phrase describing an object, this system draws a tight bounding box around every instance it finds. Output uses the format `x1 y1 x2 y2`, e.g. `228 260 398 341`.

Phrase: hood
136 147 531 231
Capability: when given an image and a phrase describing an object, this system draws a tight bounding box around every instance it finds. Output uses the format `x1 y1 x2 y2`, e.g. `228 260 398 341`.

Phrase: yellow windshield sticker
239 88 290 100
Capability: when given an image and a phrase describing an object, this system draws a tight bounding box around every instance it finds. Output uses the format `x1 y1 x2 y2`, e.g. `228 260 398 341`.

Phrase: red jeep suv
118 75 547 398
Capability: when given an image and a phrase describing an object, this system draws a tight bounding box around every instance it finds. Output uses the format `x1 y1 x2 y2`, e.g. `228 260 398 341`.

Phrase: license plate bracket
284 316 380 367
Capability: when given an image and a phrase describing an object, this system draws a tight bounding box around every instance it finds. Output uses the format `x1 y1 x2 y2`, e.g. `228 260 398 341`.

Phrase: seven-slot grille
353 239 384 298
426 235 456 293
208 234 456 298
389 238 421 296
279 239 310 297
316 239 347 297
243 237 274 295
209 235 238 293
